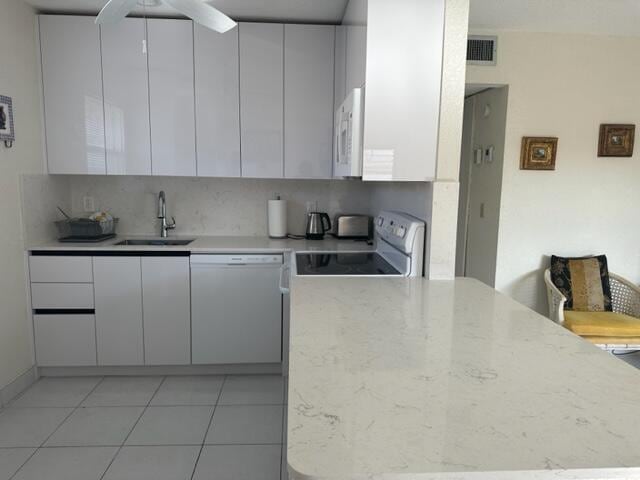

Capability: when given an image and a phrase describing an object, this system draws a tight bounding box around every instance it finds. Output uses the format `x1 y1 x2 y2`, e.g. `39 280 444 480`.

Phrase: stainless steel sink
115 239 194 246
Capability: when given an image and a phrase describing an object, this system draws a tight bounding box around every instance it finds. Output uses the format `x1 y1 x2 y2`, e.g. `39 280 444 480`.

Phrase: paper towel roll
268 199 287 238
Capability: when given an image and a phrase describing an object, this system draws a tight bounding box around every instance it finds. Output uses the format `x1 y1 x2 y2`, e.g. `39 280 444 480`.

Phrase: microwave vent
467 36 497 66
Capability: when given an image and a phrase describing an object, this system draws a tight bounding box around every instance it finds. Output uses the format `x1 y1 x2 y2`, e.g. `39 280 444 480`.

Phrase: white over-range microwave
334 87 364 177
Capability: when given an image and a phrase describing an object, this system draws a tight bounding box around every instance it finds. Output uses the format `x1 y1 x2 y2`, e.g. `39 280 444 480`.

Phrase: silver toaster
333 215 372 239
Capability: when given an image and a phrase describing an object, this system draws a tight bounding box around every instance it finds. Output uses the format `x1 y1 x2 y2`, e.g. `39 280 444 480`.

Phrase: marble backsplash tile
20 174 71 245
66 176 374 237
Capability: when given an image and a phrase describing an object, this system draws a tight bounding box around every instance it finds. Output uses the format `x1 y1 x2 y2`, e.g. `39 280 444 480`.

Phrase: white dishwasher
191 254 283 365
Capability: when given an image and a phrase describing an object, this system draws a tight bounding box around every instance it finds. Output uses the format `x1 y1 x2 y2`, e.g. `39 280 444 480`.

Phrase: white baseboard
38 363 282 377
0 366 38 407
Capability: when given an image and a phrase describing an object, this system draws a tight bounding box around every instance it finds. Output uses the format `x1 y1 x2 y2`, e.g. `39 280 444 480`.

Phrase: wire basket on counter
55 217 119 240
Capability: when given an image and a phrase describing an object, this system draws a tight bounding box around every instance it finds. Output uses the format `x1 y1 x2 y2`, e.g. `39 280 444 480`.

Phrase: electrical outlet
83 196 95 212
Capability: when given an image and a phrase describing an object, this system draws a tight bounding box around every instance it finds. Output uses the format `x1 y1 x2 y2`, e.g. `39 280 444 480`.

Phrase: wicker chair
544 269 640 352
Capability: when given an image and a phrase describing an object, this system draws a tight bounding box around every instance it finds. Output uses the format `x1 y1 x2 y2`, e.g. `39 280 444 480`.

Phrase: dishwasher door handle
279 265 290 294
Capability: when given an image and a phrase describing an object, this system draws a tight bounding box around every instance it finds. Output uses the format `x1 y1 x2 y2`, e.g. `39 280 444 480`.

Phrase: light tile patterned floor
0 375 288 480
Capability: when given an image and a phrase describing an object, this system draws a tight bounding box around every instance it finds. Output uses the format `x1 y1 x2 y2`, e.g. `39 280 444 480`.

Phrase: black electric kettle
305 212 331 240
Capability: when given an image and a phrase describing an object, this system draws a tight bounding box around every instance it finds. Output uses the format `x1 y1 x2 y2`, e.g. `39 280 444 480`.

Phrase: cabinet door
93 257 144 366
284 25 335 179
101 18 152 175
39 15 106 174
345 24 367 92
34 314 97 367
239 23 284 178
363 0 444 181
147 19 196 176
141 257 191 366
334 25 347 111
194 25 241 177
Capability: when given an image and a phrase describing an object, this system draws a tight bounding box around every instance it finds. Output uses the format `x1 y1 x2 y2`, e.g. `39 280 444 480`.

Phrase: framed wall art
0 95 15 147
520 137 558 170
598 124 634 157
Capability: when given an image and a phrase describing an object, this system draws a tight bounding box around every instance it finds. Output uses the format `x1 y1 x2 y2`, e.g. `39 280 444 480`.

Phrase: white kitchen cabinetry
101 18 152 175
239 23 284 178
141 257 191 365
39 15 106 174
34 314 97 367
93 257 144 366
362 0 444 181
345 25 367 93
29 255 93 283
284 25 335 179
147 19 196 176
334 25 347 110
194 25 241 177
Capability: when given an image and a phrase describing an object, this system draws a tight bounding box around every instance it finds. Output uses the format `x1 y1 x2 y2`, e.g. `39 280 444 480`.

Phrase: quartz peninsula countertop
27 235 374 254
287 277 640 480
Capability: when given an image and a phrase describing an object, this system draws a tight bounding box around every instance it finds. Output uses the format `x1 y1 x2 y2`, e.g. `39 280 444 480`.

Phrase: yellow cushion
564 311 640 337
582 336 640 345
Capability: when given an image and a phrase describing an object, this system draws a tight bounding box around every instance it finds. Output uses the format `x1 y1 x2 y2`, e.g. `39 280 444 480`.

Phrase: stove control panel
374 211 425 255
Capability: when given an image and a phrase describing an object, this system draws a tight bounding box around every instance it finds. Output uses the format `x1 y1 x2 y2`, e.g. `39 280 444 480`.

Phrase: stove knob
377 217 384 227
397 226 407 238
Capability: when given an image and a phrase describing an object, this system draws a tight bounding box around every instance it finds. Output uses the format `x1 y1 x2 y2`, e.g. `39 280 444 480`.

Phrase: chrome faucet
157 191 176 238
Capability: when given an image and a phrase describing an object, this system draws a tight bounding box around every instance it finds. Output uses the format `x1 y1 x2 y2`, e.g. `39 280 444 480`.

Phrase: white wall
0 0 43 391
467 31 640 313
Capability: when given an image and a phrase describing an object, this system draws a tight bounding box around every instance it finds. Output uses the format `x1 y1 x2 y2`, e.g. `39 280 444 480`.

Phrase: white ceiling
469 0 640 37
23 0 350 23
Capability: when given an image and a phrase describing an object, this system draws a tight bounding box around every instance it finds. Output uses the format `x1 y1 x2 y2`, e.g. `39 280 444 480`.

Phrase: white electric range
294 211 426 278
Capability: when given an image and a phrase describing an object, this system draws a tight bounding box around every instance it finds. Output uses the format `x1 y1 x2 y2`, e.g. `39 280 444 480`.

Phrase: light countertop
27 235 374 254
287 277 640 480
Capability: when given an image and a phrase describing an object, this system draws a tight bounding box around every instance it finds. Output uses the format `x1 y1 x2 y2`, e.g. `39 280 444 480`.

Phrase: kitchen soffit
22 0 350 24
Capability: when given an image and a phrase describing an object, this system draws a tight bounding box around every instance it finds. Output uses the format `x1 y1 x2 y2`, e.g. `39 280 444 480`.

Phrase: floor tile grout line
190 375 227 480
97 375 168 480
8 376 106 480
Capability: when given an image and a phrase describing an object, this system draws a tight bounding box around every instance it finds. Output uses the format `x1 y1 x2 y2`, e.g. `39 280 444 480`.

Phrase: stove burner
296 253 401 276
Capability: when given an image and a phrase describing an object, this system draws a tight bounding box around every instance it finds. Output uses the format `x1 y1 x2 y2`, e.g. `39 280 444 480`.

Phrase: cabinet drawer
29 256 93 283
31 283 94 309
34 314 97 366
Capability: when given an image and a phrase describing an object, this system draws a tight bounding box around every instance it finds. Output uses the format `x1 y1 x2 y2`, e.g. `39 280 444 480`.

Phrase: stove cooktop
296 252 401 276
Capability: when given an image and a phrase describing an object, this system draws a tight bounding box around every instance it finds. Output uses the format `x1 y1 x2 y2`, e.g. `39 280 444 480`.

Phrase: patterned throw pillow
550 255 612 312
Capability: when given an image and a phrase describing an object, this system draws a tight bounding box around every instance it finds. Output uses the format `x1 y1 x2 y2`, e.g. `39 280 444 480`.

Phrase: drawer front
31 283 94 309
29 256 93 283
34 314 97 366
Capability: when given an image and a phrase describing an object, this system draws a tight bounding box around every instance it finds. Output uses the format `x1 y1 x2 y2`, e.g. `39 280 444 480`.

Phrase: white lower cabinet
34 314 97 367
93 257 144 366
141 257 191 365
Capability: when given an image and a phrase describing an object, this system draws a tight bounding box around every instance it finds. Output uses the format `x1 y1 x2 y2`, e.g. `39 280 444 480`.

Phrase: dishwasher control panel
190 254 283 265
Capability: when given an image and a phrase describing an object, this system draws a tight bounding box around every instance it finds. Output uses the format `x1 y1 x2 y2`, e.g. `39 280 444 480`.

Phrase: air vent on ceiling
467 35 497 66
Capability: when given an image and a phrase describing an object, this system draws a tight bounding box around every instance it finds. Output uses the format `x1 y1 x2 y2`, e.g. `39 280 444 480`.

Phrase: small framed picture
0 95 15 145
520 137 558 170
598 124 634 157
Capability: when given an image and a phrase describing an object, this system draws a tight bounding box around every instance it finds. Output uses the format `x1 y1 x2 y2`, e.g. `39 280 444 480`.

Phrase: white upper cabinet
239 23 284 178
362 0 444 181
194 25 241 177
39 15 106 174
147 19 196 176
101 18 152 175
345 25 367 93
284 25 335 179
334 25 347 111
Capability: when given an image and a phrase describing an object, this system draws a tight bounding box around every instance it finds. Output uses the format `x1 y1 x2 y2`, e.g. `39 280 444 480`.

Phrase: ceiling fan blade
95 0 139 24
163 0 237 33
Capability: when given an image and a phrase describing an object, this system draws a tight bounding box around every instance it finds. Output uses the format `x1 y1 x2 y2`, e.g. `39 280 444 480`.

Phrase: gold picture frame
520 137 558 171
598 124 635 157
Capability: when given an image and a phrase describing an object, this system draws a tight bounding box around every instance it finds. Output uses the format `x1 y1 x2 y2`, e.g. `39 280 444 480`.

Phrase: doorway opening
455 85 508 287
